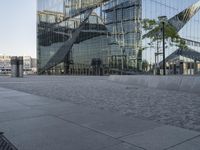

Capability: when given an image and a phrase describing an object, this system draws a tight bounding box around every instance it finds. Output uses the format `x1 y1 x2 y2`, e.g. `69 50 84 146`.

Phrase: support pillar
11 56 23 78
18 57 24 78
194 60 197 75
11 57 18 77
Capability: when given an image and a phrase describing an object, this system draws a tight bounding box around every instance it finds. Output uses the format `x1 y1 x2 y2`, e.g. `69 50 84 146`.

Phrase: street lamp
158 16 167 75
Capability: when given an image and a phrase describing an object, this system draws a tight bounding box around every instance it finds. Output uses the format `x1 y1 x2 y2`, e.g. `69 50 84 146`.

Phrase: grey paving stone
5 95 61 107
1 76 200 132
0 116 120 150
0 90 30 98
101 143 143 150
0 76 200 149
168 136 200 150
0 87 10 92
34 101 97 116
0 99 30 113
121 126 200 150
0 116 65 138
59 110 161 138
0 109 48 123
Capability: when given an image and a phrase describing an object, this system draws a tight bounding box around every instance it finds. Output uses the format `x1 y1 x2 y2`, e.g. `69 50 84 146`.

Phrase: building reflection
37 0 200 75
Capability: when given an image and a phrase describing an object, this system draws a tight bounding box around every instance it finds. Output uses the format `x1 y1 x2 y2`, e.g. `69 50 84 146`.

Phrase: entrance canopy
160 47 200 65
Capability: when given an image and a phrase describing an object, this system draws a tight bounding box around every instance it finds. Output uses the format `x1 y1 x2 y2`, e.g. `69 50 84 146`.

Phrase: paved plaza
0 76 200 150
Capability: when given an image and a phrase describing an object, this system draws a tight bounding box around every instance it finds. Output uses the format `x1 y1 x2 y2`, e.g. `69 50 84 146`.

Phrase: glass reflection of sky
37 0 200 64
142 0 200 64
37 0 64 12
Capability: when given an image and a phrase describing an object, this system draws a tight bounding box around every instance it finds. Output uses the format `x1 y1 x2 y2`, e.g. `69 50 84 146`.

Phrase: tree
142 18 187 49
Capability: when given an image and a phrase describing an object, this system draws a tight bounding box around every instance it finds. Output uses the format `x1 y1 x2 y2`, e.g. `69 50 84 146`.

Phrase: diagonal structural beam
143 0 200 38
55 0 110 25
40 0 113 73
168 0 200 32
40 9 93 73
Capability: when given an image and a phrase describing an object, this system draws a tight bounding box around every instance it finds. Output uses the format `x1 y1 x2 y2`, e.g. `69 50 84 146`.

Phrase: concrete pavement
0 86 200 150
0 76 200 132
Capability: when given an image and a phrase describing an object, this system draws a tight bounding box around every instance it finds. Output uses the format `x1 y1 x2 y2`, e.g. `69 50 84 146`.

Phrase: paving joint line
116 124 163 139
0 114 51 124
97 142 147 150
51 114 147 150
164 134 200 150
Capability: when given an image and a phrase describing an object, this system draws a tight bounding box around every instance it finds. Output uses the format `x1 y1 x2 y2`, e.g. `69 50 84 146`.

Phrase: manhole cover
0 132 18 150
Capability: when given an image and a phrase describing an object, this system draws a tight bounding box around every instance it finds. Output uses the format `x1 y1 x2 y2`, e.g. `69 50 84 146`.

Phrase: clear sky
0 0 36 58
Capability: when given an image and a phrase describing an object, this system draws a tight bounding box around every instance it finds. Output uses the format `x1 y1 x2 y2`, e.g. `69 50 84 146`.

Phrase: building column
179 62 184 75
194 60 197 75
173 63 176 75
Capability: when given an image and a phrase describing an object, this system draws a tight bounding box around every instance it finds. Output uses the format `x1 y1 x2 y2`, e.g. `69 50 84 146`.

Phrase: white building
0 55 37 75
0 55 11 74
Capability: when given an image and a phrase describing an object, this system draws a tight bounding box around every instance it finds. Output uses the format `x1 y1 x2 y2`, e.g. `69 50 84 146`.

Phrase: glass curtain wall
103 0 142 71
37 0 200 75
142 0 200 75
37 0 142 75
38 0 67 74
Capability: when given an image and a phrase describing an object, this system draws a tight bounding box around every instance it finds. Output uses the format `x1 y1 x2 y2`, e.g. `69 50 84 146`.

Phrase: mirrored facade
142 0 200 75
37 0 142 75
37 0 200 75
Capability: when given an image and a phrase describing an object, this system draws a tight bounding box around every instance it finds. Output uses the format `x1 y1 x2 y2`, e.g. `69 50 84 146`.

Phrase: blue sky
0 0 36 57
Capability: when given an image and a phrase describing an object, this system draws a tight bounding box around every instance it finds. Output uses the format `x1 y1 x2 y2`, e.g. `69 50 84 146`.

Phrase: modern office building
37 0 142 75
37 0 200 75
142 0 200 75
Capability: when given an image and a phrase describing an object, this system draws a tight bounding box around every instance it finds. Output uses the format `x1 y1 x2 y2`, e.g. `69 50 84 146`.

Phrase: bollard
11 56 18 77
10 56 24 78
18 57 23 78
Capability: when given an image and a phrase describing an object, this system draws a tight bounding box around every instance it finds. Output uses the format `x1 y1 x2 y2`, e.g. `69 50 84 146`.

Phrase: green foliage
142 19 157 31
142 18 187 49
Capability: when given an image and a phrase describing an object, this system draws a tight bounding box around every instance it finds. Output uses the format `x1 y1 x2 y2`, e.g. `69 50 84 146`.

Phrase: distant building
31 58 37 73
23 56 37 74
0 55 37 75
159 48 200 75
0 55 11 74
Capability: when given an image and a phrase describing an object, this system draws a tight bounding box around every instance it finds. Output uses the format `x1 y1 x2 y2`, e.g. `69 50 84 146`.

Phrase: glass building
37 0 200 75
142 0 200 75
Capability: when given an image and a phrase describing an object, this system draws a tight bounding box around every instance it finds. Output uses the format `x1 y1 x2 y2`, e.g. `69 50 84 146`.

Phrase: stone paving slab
34 101 98 116
101 143 144 150
0 99 30 113
121 126 200 150
4 95 61 107
0 86 200 150
0 116 62 138
1 76 200 132
0 90 31 98
0 109 48 123
168 136 200 150
0 116 120 150
58 110 161 138
0 87 10 92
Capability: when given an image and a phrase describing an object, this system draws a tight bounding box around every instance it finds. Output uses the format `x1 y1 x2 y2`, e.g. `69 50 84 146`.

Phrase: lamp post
158 16 167 75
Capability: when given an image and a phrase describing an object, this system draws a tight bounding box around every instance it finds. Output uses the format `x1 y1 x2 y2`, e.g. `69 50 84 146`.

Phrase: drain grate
0 132 18 150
